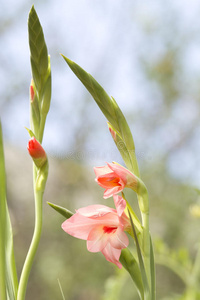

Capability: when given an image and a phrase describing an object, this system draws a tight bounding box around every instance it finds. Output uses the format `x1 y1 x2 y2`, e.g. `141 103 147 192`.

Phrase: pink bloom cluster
62 162 137 268
62 195 130 268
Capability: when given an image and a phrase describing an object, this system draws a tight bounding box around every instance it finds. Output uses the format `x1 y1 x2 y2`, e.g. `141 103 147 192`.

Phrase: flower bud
108 122 116 140
30 81 35 102
27 137 47 168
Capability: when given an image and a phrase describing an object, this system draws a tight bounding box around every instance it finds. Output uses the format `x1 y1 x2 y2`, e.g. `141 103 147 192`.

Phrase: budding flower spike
27 137 47 168
62 195 131 268
94 162 138 199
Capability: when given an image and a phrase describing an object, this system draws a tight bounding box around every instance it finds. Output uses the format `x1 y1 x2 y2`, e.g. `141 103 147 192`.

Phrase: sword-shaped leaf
62 55 140 177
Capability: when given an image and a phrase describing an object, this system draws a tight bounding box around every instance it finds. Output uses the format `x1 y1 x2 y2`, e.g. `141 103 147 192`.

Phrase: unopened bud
27 137 47 168
108 122 116 140
30 81 35 102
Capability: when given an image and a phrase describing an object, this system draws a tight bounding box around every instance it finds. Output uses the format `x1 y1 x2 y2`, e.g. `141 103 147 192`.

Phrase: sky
1 0 200 185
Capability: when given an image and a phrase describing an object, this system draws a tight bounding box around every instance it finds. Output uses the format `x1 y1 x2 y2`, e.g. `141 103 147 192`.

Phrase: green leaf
62 55 140 177
0 121 18 300
150 237 156 300
120 248 144 300
47 202 73 219
127 209 150 299
5 205 19 300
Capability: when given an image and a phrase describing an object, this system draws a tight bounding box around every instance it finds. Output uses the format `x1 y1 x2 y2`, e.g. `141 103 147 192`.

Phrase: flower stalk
0 121 7 300
17 138 48 300
17 183 43 300
17 6 51 300
60 56 156 299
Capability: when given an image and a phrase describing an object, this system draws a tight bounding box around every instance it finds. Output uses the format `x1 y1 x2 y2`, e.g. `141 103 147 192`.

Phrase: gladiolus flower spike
94 162 138 199
62 195 131 268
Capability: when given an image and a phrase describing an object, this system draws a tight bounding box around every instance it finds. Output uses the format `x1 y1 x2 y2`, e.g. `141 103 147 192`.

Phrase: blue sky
1 0 200 185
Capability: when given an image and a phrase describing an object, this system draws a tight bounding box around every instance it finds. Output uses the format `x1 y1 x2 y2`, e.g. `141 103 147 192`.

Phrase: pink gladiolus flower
94 162 138 199
62 195 131 268
27 137 47 167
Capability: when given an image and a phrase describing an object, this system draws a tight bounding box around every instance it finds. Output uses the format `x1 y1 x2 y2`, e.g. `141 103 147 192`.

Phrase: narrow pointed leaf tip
47 202 73 219
61 54 119 131
28 6 48 89
62 55 140 176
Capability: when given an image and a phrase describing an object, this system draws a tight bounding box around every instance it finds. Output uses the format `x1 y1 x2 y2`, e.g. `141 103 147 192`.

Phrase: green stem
142 210 151 288
0 201 7 300
138 190 151 292
17 166 43 300
0 122 7 300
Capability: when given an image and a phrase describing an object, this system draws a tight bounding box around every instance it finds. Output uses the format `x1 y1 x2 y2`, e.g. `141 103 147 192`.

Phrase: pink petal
107 162 137 188
87 226 107 252
113 195 126 216
62 213 97 240
97 173 121 188
101 243 122 268
103 186 124 199
77 205 114 218
109 227 129 249
94 165 112 177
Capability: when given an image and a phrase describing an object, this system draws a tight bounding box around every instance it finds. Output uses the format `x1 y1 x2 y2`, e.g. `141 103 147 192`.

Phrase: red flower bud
30 84 35 102
107 122 116 140
27 137 47 167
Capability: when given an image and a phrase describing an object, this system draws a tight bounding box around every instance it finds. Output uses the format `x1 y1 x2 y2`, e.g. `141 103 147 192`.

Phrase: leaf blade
62 55 140 177
0 121 18 300
47 202 73 219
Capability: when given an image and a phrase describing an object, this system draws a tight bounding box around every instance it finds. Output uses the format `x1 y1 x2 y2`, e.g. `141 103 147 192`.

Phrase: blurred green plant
0 5 51 300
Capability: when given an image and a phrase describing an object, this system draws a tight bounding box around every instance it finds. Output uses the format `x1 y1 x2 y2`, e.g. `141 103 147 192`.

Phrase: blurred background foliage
1 0 200 299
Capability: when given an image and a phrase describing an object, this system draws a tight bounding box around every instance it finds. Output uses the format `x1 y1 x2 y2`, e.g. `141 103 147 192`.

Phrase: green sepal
28 6 51 142
30 81 40 135
25 127 36 138
120 248 144 300
62 55 140 177
107 122 135 172
35 160 49 193
47 202 73 219
41 57 51 115
28 6 48 92
122 192 143 234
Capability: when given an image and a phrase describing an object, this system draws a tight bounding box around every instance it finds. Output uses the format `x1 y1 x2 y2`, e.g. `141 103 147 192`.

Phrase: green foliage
28 6 48 92
28 6 51 143
0 122 18 300
120 248 144 300
47 202 73 219
62 55 139 177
